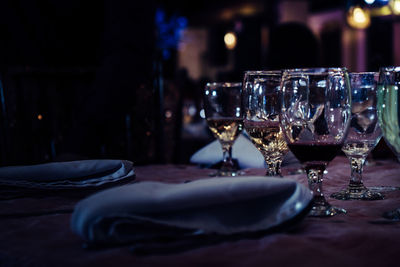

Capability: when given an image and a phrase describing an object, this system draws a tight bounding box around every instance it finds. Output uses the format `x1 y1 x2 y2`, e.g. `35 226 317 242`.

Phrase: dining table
1 155 400 267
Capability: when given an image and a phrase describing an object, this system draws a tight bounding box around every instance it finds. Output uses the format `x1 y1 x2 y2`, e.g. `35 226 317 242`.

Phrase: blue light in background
155 8 188 60
359 0 391 8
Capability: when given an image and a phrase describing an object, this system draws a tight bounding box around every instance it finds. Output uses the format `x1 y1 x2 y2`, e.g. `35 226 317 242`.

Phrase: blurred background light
224 32 237 50
347 6 371 29
390 0 400 14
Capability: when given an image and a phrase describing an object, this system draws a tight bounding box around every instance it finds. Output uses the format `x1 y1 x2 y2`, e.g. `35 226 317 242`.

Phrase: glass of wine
280 68 352 217
331 72 383 200
377 66 400 219
203 82 243 177
242 70 289 176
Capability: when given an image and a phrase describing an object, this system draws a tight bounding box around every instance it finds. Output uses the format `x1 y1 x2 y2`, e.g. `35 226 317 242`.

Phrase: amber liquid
207 118 243 144
244 121 289 160
341 141 377 158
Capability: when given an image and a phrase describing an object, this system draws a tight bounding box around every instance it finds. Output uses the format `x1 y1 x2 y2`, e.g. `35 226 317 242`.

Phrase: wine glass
280 68 351 217
377 66 400 219
242 70 289 176
203 82 243 176
331 72 383 200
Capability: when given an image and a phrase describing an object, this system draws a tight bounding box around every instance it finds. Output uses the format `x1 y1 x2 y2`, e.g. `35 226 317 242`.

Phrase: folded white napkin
0 160 134 189
190 134 298 168
71 176 312 245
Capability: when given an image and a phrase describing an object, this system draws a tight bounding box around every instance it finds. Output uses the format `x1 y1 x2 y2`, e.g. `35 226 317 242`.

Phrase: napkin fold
71 176 312 246
0 160 134 189
190 134 299 168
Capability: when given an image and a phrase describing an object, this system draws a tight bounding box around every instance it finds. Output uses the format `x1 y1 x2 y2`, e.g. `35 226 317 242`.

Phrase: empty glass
280 68 352 217
242 70 289 176
203 82 243 176
331 72 383 200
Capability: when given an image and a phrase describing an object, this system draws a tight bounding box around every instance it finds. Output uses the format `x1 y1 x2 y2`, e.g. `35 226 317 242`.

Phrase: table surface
1 156 400 267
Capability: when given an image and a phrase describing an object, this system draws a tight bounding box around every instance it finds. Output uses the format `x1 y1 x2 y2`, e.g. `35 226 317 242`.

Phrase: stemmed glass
331 72 383 200
242 71 289 176
203 82 243 177
377 66 400 219
280 68 352 217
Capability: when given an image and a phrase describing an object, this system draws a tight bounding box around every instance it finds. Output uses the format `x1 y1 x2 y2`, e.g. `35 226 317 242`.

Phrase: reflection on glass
242 71 289 176
280 68 351 217
331 72 383 200
203 82 243 177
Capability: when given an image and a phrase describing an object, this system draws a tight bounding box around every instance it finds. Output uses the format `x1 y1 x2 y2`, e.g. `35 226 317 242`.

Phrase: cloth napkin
0 160 134 189
190 134 299 169
71 176 312 246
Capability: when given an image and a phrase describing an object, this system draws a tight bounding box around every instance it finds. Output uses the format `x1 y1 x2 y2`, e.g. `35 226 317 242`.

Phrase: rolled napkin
190 134 299 168
0 160 134 189
71 176 312 246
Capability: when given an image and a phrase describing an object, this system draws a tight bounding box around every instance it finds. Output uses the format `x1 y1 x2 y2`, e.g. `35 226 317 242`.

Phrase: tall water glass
280 68 351 217
331 72 383 200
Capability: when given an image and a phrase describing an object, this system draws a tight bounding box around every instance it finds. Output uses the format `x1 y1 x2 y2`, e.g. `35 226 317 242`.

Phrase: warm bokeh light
370 4 393 16
347 6 371 29
165 110 172 119
354 7 367 23
238 4 258 16
37 114 43 120
224 32 237 50
390 0 400 14
219 3 262 20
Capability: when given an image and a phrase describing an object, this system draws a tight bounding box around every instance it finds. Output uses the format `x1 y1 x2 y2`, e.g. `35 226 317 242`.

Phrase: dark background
0 0 395 166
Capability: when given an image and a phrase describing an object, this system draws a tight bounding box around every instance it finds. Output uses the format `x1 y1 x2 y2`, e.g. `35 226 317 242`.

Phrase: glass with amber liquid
203 82 243 176
242 71 289 176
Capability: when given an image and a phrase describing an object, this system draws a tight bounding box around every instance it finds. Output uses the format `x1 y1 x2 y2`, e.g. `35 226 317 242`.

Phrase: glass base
309 204 347 217
264 171 283 177
331 184 384 200
370 186 400 192
209 170 244 177
383 208 400 221
309 196 346 217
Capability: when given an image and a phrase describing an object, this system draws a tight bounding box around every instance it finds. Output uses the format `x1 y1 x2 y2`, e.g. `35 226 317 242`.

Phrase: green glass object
377 67 400 220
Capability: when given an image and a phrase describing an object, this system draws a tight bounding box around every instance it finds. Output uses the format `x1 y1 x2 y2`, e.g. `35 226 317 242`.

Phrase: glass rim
349 72 379 79
349 71 377 75
205 82 242 87
379 66 400 72
244 70 282 76
282 67 348 74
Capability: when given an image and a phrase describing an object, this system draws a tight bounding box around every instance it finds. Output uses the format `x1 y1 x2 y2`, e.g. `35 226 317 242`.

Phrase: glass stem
265 160 282 176
221 143 234 171
349 157 365 187
305 165 327 206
